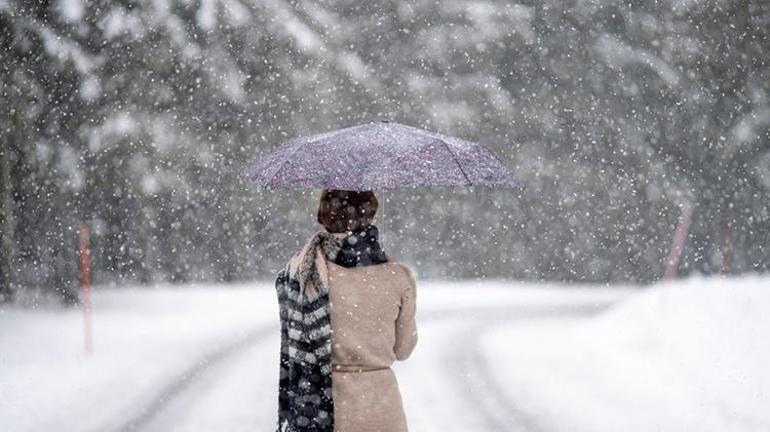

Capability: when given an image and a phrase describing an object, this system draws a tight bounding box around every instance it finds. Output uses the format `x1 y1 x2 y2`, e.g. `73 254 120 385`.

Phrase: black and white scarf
275 224 388 432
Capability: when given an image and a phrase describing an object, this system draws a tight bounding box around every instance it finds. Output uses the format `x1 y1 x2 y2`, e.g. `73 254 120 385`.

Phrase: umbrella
243 120 520 191
243 120 521 245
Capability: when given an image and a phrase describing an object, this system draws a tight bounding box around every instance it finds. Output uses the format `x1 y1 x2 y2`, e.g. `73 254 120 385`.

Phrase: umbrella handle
380 189 385 250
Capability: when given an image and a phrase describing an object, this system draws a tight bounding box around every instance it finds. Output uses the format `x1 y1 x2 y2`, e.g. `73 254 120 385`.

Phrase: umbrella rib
378 124 401 189
439 139 473 186
266 142 303 189
477 142 519 188
396 123 475 186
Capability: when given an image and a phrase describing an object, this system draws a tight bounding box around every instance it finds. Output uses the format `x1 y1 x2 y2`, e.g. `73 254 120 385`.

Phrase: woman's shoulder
382 258 416 287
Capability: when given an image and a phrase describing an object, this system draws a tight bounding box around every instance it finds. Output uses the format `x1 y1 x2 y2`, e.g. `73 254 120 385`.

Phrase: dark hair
317 189 378 233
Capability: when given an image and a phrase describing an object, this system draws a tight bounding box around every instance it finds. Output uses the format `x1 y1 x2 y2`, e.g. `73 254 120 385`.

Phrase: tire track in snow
435 304 613 432
109 324 276 432
111 303 615 432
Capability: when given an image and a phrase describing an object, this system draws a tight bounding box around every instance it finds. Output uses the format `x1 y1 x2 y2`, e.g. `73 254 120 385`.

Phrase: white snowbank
482 275 770 432
0 284 276 432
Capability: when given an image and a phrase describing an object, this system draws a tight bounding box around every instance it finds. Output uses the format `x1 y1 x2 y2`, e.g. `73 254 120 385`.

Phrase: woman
274 189 418 432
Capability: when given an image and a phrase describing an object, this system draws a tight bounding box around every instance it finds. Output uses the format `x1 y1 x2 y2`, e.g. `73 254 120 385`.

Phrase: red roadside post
663 203 694 280
79 222 93 355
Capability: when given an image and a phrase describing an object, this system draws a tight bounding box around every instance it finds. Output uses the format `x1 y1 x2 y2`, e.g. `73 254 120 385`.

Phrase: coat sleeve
394 265 418 361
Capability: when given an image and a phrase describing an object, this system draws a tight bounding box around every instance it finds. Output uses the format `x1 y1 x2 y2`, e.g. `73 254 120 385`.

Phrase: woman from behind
274 189 418 432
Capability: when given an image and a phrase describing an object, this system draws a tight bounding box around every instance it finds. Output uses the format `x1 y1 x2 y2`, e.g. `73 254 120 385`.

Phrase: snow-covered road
398 304 615 432
115 303 614 432
3 277 768 432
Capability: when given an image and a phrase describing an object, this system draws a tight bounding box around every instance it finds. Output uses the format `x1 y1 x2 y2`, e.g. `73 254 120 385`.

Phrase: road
108 301 614 432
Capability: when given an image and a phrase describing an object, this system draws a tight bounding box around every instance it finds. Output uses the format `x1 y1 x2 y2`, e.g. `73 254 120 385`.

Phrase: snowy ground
0 276 767 432
481 276 770 432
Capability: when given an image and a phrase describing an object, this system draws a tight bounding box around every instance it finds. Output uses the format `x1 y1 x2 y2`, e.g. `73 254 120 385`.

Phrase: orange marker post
79 222 93 355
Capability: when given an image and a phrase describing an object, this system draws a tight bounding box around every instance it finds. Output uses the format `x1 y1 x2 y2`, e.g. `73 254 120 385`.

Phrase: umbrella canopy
243 120 520 191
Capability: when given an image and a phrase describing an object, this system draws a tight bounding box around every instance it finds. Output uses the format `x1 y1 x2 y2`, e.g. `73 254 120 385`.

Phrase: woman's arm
394 265 418 361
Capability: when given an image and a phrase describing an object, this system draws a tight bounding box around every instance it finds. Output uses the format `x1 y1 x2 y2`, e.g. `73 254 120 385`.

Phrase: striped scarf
275 229 347 432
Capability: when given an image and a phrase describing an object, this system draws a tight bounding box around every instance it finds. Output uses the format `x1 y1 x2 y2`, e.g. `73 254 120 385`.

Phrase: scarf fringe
276 231 345 432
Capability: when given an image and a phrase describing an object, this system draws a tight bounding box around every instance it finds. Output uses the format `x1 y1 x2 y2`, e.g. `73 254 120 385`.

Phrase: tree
0 110 15 303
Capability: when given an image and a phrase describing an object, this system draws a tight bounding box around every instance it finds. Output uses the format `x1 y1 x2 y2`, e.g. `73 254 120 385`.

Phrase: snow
464 2 535 43
36 25 102 76
99 7 144 40
272 6 325 53
730 108 770 145
5 0 770 292
482 275 770 432
1 276 766 432
4 0 769 428
196 0 217 31
79 76 101 102
0 285 275 432
595 34 681 88
57 0 84 23
0 280 623 432
757 152 770 190
221 0 250 27
87 112 137 152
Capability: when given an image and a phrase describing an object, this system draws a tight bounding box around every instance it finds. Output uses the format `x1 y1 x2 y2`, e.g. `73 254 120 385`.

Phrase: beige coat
327 257 418 432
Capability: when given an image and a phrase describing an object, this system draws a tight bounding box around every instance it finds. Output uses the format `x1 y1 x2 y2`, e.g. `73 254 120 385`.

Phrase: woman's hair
317 189 378 233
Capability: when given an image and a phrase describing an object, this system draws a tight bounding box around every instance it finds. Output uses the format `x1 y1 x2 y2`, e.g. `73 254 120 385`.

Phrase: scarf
333 224 388 267
275 224 387 432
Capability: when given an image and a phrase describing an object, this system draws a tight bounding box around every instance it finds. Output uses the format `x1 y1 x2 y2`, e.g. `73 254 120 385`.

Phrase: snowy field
1 276 767 432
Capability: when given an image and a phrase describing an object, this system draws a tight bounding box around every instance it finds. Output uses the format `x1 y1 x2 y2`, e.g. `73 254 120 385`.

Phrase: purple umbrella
243 120 520 191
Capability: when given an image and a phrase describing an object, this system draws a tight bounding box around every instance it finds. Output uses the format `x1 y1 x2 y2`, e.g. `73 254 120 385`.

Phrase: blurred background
1 0 769 301
2 2 770 432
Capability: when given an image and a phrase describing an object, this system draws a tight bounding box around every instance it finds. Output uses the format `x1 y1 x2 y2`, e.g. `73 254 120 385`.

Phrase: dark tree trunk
0 127 14 303
54 230 80 306
53 191 80 306
720 222 733 274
